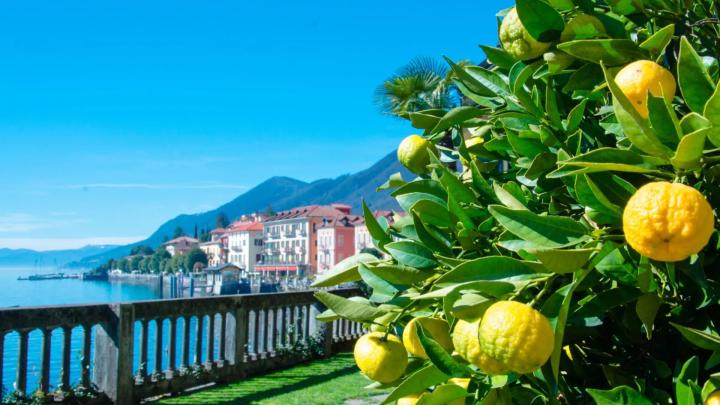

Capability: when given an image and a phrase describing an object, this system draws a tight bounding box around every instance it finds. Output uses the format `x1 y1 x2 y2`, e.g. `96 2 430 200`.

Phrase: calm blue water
0 266 164 395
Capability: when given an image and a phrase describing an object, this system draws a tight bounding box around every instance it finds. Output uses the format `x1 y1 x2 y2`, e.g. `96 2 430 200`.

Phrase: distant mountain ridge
0 245 119 267
77 150 409 266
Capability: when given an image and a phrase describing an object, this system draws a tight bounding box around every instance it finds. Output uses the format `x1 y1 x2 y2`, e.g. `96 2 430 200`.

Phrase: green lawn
155 353 390 405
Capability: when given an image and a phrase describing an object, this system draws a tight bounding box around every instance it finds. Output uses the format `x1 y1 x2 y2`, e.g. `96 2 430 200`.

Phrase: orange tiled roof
227 221 263 232
264 204 352 222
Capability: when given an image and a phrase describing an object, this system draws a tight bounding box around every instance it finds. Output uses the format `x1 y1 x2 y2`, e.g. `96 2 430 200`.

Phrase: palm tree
375 56 462 169
374 56 460 117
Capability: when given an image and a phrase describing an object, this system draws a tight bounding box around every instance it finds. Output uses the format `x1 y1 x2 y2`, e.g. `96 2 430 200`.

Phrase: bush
313 0 720 403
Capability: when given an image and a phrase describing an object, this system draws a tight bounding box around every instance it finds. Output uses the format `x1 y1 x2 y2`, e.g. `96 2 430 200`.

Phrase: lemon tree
313 0 720 403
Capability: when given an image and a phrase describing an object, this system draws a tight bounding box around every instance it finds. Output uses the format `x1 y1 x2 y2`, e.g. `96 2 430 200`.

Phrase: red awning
256 265 298 272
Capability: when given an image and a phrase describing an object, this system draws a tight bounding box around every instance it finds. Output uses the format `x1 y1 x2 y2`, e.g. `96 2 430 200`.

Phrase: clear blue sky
0 0 513 250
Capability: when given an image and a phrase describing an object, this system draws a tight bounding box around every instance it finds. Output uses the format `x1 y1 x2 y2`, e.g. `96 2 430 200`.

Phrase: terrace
0 289 363 404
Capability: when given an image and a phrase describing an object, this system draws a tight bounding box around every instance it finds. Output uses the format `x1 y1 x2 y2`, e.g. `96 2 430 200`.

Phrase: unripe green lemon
397 135 436 175
560 13 606 42
500 8 551 60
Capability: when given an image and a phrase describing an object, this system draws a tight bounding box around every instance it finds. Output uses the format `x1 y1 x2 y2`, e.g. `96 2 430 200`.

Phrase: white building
257 204 353 277
226 221 264 275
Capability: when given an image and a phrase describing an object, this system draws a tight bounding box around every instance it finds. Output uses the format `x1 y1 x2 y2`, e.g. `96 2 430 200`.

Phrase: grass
155 353 390 405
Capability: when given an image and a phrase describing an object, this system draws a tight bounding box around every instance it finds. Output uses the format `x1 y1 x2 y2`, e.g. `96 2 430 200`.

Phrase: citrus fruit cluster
354 301 554 401
315 0 720 403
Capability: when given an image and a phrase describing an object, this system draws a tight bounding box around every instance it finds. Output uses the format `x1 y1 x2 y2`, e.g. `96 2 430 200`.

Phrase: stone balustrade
0 288 363 404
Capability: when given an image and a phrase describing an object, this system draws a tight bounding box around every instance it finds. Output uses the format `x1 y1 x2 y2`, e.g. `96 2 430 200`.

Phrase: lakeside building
317 215 362 273
199 228 228 267
354 211 395 255
256 204 353 277
162 236 199 257
226 217 264 276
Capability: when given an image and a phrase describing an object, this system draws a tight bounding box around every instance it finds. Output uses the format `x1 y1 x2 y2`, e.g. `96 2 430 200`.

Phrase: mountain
77 151 410 266
0 245 119 267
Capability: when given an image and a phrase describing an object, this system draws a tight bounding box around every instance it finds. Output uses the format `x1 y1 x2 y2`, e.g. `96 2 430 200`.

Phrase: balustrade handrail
0 288 364 405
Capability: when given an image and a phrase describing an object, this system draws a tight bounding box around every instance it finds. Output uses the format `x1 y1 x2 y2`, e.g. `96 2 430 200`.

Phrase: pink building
317 214 362 273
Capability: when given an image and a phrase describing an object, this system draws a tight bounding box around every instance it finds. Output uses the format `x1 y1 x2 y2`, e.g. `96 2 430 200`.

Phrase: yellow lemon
402 316 454 358
397 392 426 405
465 137 484 149
614 60 676 118
706 390 720 405
623 181 714 262
353 332 408 383
397 135 436 175
452 319 507 375
479 301 554 374
447 378 471 405
499 8 551 60
560 13 606 42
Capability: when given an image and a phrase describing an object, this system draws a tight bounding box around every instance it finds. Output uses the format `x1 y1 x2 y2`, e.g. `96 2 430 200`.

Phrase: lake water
0 266 165 395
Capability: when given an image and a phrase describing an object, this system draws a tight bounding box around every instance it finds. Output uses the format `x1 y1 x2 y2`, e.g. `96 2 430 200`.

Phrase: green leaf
564 63 604 92
548 148 666 178
416 384 468 405
488 205 588 248
676 356 700 405
412 214 452 256
363 200 392 252
671 128 707 170
439 165 475 204
463 66 511 98
586 386 653 405
507 131 547 157
310 253 380 287
532 248 595 274
670 323 720 351
377 172 406 192
381 364 448 405
678 36 715 113
639 24 675 60
416 323 469 377
680 112 711 134
313 291 386 323
493 182 528 210
480 45 517 70
385 240 437 269
525 152 557 180
565 100 587 133
602 63 672 157
431 106 486 134
358 264 399 303
414 280 518 300
436 256 546 286
635 293 662 339
703 78 720 126
409 111 442 131
412 199 454 228
516 0 564 42
366 263 432 285
647 94 681 146
445 57 494 97
573 287 643 324
558 39 649 66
